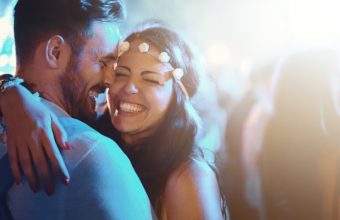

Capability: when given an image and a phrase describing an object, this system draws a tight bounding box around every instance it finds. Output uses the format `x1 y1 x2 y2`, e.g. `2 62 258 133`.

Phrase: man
0 0 154 219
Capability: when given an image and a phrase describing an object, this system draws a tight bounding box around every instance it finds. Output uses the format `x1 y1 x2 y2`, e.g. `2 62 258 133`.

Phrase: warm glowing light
240 60 253 75
207 43 231 66
289 0 340 42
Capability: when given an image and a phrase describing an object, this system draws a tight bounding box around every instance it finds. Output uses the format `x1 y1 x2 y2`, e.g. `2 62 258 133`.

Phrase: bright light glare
207 43 231 66
290 0 340 41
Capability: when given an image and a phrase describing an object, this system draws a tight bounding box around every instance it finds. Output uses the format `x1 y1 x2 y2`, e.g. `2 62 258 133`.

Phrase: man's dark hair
14 0 125 68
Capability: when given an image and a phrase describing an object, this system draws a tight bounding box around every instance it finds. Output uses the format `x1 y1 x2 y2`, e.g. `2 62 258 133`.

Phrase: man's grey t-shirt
0 99 154 220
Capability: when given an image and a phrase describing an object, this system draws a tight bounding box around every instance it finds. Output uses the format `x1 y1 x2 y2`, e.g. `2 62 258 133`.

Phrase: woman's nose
124 80 139 94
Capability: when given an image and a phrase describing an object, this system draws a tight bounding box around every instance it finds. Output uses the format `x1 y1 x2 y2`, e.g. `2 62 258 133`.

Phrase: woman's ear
45 35 70 69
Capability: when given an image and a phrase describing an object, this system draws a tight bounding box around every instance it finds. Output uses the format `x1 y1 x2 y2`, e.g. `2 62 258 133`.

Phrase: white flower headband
115 41 189 100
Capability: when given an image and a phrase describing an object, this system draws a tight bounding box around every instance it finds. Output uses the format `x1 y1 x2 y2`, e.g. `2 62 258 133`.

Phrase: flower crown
116 41 189 100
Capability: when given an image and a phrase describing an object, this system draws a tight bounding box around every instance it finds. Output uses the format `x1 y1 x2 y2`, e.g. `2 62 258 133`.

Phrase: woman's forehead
116 39 174 72
117 52 173 75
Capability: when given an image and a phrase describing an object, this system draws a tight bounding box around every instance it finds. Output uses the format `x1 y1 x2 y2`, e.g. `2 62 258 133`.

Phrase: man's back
2 101 154 220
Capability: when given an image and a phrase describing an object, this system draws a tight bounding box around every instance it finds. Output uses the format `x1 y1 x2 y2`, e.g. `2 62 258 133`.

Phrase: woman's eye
144 78 162 85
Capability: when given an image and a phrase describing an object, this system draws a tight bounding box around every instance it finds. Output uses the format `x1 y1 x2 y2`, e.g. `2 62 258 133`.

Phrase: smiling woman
98 22 228 219
108 39 174 144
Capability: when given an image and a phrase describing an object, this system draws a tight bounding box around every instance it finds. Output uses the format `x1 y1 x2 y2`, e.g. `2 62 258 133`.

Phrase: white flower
158 52 171 63
138 42 149 53
172 68 184 80
118 41 130 57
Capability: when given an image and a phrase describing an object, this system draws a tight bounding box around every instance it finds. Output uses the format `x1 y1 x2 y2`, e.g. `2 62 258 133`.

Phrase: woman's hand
0 85 70 195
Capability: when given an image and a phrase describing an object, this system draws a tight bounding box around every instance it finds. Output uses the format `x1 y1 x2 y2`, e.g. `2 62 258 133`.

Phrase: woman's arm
162 159 225 220
0 84 70 194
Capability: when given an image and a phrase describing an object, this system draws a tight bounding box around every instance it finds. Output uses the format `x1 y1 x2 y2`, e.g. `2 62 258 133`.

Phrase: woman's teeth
119 102 143 113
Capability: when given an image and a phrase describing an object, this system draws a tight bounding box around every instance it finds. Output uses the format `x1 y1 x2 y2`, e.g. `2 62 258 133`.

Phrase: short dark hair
14 0 125 67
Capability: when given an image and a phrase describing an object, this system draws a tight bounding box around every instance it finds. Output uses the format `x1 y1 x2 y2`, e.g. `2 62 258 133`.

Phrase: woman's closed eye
146 79 161 85
143 76 164 85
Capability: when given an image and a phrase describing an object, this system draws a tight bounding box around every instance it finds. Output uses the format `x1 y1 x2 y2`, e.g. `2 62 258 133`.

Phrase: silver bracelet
0 76 24 93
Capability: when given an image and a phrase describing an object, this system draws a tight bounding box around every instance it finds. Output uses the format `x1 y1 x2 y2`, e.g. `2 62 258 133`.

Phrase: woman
260 48 340 220
1 23 228 219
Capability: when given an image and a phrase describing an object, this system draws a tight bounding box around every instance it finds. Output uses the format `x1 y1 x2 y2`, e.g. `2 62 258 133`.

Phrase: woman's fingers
29 137 55 195
41 128 70 188
7 138 21 185
1 85 71 192
51 115 69 150
17 142 39 192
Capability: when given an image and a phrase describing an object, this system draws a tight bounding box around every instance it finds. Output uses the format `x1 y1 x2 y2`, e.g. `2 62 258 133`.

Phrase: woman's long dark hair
96 23 227 218
122 23 202 215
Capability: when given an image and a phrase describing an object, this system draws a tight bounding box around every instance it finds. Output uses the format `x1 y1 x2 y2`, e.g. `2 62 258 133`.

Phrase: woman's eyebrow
141 71 161 76
141 70 167 76
142 70 172 79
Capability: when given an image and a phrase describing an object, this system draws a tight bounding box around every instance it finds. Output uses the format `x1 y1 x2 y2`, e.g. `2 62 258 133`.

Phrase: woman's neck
121 126 159 146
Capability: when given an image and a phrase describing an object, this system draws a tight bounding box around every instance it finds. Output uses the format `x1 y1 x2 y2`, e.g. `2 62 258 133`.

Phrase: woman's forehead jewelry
117 41 130 57
138 42 149 53
172 68 189 100
116 41 190 100
158 52 171 63
172 68 184 80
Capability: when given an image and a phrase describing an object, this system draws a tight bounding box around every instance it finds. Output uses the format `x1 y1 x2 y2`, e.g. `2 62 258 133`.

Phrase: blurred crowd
215 48 340 220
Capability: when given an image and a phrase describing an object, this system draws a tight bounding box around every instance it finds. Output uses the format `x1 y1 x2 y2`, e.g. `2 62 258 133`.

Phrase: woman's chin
113 120 137 135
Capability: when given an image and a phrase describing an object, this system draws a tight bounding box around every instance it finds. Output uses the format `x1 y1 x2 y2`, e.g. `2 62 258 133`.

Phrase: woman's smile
117 101 146 115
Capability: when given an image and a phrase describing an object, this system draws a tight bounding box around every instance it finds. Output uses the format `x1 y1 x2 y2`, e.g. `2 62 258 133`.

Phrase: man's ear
45 35 70 69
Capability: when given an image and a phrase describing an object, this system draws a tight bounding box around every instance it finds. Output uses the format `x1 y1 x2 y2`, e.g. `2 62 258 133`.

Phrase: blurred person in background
260 48 340 220
222 62 275 220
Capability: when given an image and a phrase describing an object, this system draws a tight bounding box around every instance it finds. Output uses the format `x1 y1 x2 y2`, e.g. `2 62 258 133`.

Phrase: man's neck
17 69 68 113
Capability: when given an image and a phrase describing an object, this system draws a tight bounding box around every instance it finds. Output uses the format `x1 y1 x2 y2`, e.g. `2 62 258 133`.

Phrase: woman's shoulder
169 158 216 184
162 159 224 219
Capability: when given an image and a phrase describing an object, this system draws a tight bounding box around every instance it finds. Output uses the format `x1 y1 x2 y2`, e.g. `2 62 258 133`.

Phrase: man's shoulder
58 117 114 145
41 99 114 146
58 117 97 136
57 117 126 171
